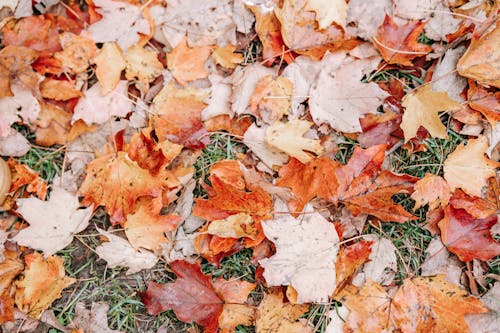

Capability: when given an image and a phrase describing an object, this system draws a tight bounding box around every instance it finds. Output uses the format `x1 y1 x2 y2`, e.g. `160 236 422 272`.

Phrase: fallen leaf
212 278 255 304
167 37 211 86
209 160 245 190
347 0 391 40
255 288 312 333
466 282 500 333
411 173 451 210
207 213 259 240
78 151 164 225
401 85 461 142
467 80 500 125
335 240 373 295
373 14 432 66
393 0 440 20
54 32 97 74
305 0 348 29
443 136 500 197
424 2 463 41
449 189 498 219
250 75 293 123
0 45 39 98
265 119 324 163
72 81 132 125
0 83 41 138
392 275 488 332
2 15 61 53
260 206 339 303
125 45 163 93
0 251 24 324
87 0 151 50
0 131 31 157
12 186 92 256
125 197 182 253
438 205 500 262
212 45 243 69
70 302 123 333
457 19 500 88
142 261 223 333
15 253 75 319
218 304 255 333
40 78 82 101
420 237 462 286
431 46 467 102
95 228 158 274
93 42 126 94
8 159 47 199
242 123 289 169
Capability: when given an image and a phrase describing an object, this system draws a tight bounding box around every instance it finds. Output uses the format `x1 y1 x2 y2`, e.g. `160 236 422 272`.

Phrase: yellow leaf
444 136 500 197
207 213 259 240
93 42 126 95
212 45 243 69
167 37 211 86
250 75 293 123
401 85 461 142
265 119 324 163
219 304 255 333
305 0 348 29
125 45 163 94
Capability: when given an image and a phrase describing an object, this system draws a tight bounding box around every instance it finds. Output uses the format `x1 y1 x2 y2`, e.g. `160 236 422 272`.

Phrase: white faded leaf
87 0 151 51
95 228 158 274
260 206 339 303
243 123 289 169
393 0 440 20
0 83 40 138
202 74 233 121
465 282 500 333
71 302 123 333
431 46 466 102
12 186 93 256
425 2 462 41
0 131 31 157
421 237 462 286
72 81 132 125
325 307 350 333
347 0 391 40
231 64 275 116
352 235 397 287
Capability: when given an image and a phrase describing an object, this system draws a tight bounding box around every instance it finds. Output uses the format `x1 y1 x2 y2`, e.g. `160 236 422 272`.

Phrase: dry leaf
70 302 123 333
265 119 324 163
443 136 500 197
218 304 255 333
305 0 348 29
260 206 339 303
12 186 93 256
250 75 293 123
212 45 243 69
54 32 97 74
207 213 259 240
93 42 126 94
15 253 75 319
167 37 212 86
411 173 451 210
420 237 462 286
40 79 82 101
243 123 289 169
125 45 163 93
466 282 500 333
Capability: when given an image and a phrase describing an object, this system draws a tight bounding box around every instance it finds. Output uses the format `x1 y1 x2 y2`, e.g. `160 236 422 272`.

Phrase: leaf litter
0 0 499 332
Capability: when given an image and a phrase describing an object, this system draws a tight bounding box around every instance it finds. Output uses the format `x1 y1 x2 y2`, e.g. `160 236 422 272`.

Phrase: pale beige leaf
219 304 255 333
12 186 93 256
465 282 500 333
243 123 289 169
212 45 243 69
125 45 163 93
443 136 500 197
411 174 451 210
305 0 348 29
401 85 461 142
265 119 323 164
421 237 462 286
207 213 259 240
93 42 126 95
71 302 123 333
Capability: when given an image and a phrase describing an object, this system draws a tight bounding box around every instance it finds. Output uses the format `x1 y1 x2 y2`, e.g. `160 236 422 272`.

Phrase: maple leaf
260 207 339 303
411 173 451 210
457 20 500 88
124 197 182 253
467 80 500 125
401 85 461 142
305 0 348 29
40 78 82 101
391 276 488 332
12 186 93 256
438 205 500 262
466 282 500 333
15 253 75 319
209 160 245 190
0 159 10 206
78 151 165 225
212 278 256 304
95 228 158 274
87 0 151 50
0 251 24 324
2 15 61 53
242 123 289 169
449 188 498 219
54 32 98 74
0 45 39 98
275 0 344 59
265 119 324 163
151 83 209 148
142 261 223 333
420 237 462 286
167 37 212 86
207 213 259 240
250 75 293 123
255 289 312 333
443 136 500 197
309 54 389 133
70 302 123 333
8 159 47 199
72 81 132 125
0 83 40 138
93 42 126 94
373 15 432 66
218 304 255 333
125 45 163 93
212 45 243 69
335 240 373 295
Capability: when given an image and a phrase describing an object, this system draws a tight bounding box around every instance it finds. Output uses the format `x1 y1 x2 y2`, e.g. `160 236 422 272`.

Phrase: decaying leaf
401 85 461 142
443 136 500 197
125 45 163 93
70 302 124 333
142 261 223 333
207 213 259 240
411 173 451 210
212 45 243 69
15 253 75 319
250 75 293 123
260 205 339 303
12 186 93 256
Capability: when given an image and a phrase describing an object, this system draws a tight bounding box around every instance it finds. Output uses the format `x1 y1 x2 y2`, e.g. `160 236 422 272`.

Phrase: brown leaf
125 45 163 93
218 304 255 333
40 79 82 101
141 261 223 333
54 32 97 74
439 205 500 262
0 45 39 98
373 15 432 66
467 80 500 125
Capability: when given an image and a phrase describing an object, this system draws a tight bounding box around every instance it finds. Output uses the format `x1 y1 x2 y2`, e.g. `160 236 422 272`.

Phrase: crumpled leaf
70 302 124 333
431 46 467 102
87 0 151 51
457 19 500 88
411 173 451 210
12 186 93 256
95 228 158 274
443 136 500 197
142 261 223 333
439 205 500 262
335 240 373 295
242 123 289 169
167 37 212 86
467 80 500 125
0 45 39 98
259 205 339 303
309 54 389 133
0 83 41 138
305 0 348 29
250 75 293 123
93 42 126 94
15 252 75 319
78 151 165 225
0 251 24 324
373 14 432 66
265 119 324 163
54 32 97 74
72 81 132 125
401 85 461 142
255 288 312 333
125 45 163 93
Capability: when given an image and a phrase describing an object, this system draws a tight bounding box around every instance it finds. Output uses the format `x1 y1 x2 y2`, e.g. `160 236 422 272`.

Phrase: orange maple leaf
167 37 212 86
